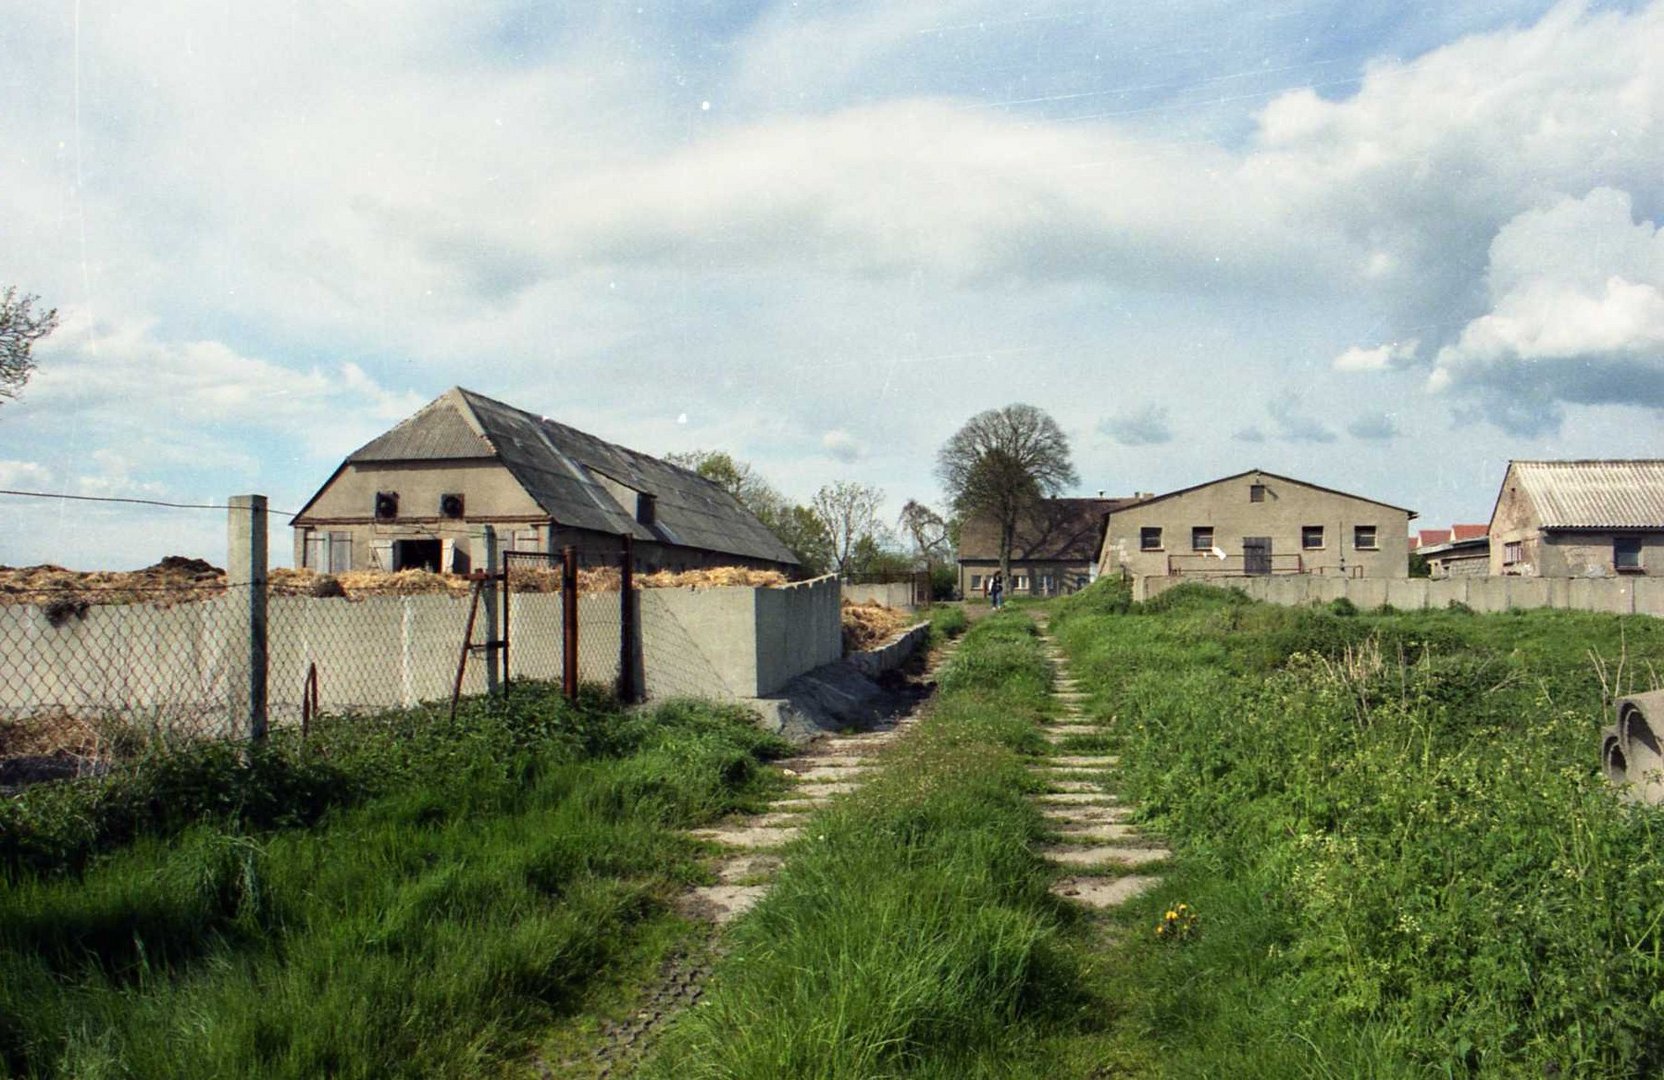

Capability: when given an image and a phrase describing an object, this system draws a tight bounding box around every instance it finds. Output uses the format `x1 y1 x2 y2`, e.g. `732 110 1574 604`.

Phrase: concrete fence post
472 525 500 695
227 495 268 743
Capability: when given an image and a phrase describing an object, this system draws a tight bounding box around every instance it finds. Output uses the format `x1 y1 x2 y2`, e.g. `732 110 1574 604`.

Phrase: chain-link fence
2 496 841 792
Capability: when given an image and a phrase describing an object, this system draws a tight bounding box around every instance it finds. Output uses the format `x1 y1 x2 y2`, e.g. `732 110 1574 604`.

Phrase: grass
1048 579 1664 1077
0 686 788 1079
643 611 1100 1078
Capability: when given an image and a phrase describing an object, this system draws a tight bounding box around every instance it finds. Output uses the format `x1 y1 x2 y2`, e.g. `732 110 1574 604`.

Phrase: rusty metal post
562 544 579 701
618 534 636 703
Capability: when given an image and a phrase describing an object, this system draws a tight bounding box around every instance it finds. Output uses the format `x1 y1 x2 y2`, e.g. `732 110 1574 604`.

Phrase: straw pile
1 560 792 606
841 600 912 653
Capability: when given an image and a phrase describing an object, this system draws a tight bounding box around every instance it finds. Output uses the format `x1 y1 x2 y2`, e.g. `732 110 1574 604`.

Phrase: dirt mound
841 601 912 653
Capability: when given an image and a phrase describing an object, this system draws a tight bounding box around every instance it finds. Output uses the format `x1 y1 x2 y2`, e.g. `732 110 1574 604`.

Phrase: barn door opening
1243 537 1272 576
392 539 442 572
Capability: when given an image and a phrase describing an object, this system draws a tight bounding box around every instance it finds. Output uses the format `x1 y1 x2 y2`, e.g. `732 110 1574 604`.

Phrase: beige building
1098 469 1414 583
1488 460 1664 577
291 388 799 575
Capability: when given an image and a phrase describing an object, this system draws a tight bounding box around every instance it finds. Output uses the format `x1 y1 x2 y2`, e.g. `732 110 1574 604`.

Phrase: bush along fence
0 497 843 784
1140 571 1664 616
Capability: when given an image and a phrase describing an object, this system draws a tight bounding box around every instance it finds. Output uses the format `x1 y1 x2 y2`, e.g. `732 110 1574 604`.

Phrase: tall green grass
1052 580 1664 1077
644 612 1088 1078
0 688 787 1078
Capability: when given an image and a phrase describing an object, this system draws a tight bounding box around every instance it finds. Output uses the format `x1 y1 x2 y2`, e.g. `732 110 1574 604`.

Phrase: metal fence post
619 534 636 703
472 525 500 695
562 545 579 701
227 495 268 743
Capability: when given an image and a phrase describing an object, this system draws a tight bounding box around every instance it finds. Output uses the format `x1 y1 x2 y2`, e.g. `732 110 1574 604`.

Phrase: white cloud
821 429 866 463
1334 339 1419 372
1428 187 1664 433
0 461 54 490
1098 404 1175 446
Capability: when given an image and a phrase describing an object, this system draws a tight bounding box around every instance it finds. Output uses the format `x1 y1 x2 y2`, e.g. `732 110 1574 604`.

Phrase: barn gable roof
297 387 799 567
959 498 1136 562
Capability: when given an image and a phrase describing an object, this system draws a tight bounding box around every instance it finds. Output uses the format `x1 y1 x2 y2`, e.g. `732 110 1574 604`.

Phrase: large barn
290 387 799 575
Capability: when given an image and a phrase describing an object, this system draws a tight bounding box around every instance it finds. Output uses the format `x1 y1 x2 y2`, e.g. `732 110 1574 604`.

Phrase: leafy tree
0 287 59 405
811 480 885 579
936 404 1078 584
666 449 834 575
773 504 835 577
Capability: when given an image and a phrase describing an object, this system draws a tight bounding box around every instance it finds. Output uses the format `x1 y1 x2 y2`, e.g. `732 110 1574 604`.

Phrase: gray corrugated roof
342 388 798 566
1511 460 1664 529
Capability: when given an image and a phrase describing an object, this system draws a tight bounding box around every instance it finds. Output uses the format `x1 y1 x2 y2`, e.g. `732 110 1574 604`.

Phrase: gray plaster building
1098 469 1415 583
957 497 1136 598
1488 460 1664 578
291 387 799 575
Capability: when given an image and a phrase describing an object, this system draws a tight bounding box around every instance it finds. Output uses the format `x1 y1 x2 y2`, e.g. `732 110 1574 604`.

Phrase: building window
970 574 983 591
1040 574 1055 593
1504 541 1523 564
1013 575 1028 591
1140 526 1163 551
1353 525 1378 550
1615 536 1643 572
1302 525 1324 549
1249 483 1266 503
1191 526 1213 551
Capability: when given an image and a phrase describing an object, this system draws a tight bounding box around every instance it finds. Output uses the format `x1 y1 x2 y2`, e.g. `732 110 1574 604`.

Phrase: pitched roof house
1414 524 1490 578
291 388 799 575
1488 460 1664 577
1098 468 1415 584
957 497 1138 597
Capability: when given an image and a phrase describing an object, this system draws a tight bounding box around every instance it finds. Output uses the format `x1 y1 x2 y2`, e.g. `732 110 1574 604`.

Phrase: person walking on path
990 572 1004 609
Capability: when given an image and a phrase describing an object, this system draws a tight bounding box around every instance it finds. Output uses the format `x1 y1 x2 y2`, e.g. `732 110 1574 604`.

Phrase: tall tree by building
936 404 1078 585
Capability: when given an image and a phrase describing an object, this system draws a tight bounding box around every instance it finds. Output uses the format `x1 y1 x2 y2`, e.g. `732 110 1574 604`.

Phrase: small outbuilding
1488 460 1664 577
290 387 799 575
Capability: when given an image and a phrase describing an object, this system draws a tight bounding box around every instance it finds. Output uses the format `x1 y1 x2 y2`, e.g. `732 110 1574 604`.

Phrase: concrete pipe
1617 690 1664 805
1602 725 1628 788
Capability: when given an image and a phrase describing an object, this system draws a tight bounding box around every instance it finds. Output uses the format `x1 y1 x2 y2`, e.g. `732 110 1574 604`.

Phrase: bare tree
936 404 1078 584
0 287 59 405
897 499 949 561
666 449 835 574
812 480 885 578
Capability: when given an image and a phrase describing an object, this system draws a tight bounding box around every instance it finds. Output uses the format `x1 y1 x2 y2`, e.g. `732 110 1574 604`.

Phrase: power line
0 488 299 516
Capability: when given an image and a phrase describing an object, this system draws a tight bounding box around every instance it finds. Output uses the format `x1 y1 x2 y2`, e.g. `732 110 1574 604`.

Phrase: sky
2 0 1662 569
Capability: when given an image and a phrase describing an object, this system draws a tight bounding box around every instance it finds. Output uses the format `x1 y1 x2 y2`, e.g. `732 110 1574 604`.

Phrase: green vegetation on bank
0 687 787 1079
645 613 1093 1078
1051 580 1664 1077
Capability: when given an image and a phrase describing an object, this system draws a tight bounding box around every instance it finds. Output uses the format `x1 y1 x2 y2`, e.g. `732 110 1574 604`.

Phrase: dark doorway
1243 537 1272 576
393 539 442 572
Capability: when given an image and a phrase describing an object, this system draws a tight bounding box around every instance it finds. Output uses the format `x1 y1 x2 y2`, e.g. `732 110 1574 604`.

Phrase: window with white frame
1353 525 1378 550
1191 526 1213 551
1302 525 1324 549
1141 526 1163 550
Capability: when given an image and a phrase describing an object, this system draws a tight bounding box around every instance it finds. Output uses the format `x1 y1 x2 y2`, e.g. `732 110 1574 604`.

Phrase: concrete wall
1102 472 1411 582
843 582 917 611
1141 574 1664 617
0 576 845 730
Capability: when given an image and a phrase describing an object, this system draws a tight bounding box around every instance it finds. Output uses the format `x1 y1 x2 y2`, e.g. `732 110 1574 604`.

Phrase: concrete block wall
843 582 917 611
0 577 847 729
1140 574 1664 617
